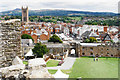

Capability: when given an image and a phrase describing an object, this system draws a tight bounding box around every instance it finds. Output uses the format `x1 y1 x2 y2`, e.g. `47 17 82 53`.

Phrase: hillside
0 8 117 16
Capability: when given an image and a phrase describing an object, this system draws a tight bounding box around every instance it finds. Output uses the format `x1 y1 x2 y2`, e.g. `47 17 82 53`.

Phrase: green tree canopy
84 38 90 43
110 40 114 43
89 37 97 43
84 37 97 43
32 43 49 58
21 34 34 42
5 16 10 20
48 34 63 43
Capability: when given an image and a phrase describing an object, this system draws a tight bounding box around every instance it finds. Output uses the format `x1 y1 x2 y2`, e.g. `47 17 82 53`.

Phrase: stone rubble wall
0 57 54 79
0 20 21 68
0 64 54 79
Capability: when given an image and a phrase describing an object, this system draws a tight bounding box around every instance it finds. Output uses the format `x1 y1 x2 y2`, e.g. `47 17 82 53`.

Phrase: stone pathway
46 57 76 70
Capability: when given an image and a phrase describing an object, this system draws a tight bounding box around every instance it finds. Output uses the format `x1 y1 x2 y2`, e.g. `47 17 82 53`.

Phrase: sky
0 0 119 13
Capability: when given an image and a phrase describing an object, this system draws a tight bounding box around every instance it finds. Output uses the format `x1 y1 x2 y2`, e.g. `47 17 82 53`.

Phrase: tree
48 34 63 43
110 40 114 43
84 39 90 43
84 37 97 43
32 43 49 58
89 37 97 43
21 34 34 42
5 16 10 20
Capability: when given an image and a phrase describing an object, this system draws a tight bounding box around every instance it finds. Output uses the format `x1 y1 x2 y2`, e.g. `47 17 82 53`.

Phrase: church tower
22 6 29 23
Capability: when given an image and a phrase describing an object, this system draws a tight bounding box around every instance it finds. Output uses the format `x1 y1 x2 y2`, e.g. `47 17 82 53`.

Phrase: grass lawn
48 69 71 75
48 58 118 78
46 59 59 67
69 58 118 78
48 70 57 74
23 61 28 65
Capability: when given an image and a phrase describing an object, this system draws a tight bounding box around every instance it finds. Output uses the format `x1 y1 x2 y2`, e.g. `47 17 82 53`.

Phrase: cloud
0 0 119 13
118 1 120 13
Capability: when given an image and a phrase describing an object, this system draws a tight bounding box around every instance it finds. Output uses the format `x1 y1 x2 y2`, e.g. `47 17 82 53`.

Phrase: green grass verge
46 59 59 67
48 69 71 75
23 61 28 65
80 56 118 58
48 69 57 74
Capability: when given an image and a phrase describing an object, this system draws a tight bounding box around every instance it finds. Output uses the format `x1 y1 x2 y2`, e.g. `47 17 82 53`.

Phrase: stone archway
68 48 77 57
71 49 75 56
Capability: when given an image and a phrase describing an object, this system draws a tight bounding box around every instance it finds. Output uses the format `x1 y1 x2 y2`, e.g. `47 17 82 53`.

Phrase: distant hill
0 8 117 16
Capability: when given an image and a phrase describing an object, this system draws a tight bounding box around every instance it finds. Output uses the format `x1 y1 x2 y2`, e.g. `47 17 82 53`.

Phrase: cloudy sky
0 0 119 13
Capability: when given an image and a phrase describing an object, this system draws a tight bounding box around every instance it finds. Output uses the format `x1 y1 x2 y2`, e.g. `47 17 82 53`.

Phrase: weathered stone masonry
45 42 119 58
0 19 21 68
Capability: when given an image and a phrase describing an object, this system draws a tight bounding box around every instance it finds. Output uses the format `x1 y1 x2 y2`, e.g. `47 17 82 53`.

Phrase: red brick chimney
69 27 72 34
94 29 96 32
97 29 99 35
91 29 93 31
104 27 108 33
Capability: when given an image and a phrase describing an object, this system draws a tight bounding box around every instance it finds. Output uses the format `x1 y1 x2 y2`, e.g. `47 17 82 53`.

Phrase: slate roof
102 33 111 41
100 33 108 38
81 31 91 38
89 31 99 37
80 43 105 47
21 39 34 47
46 44 64 48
